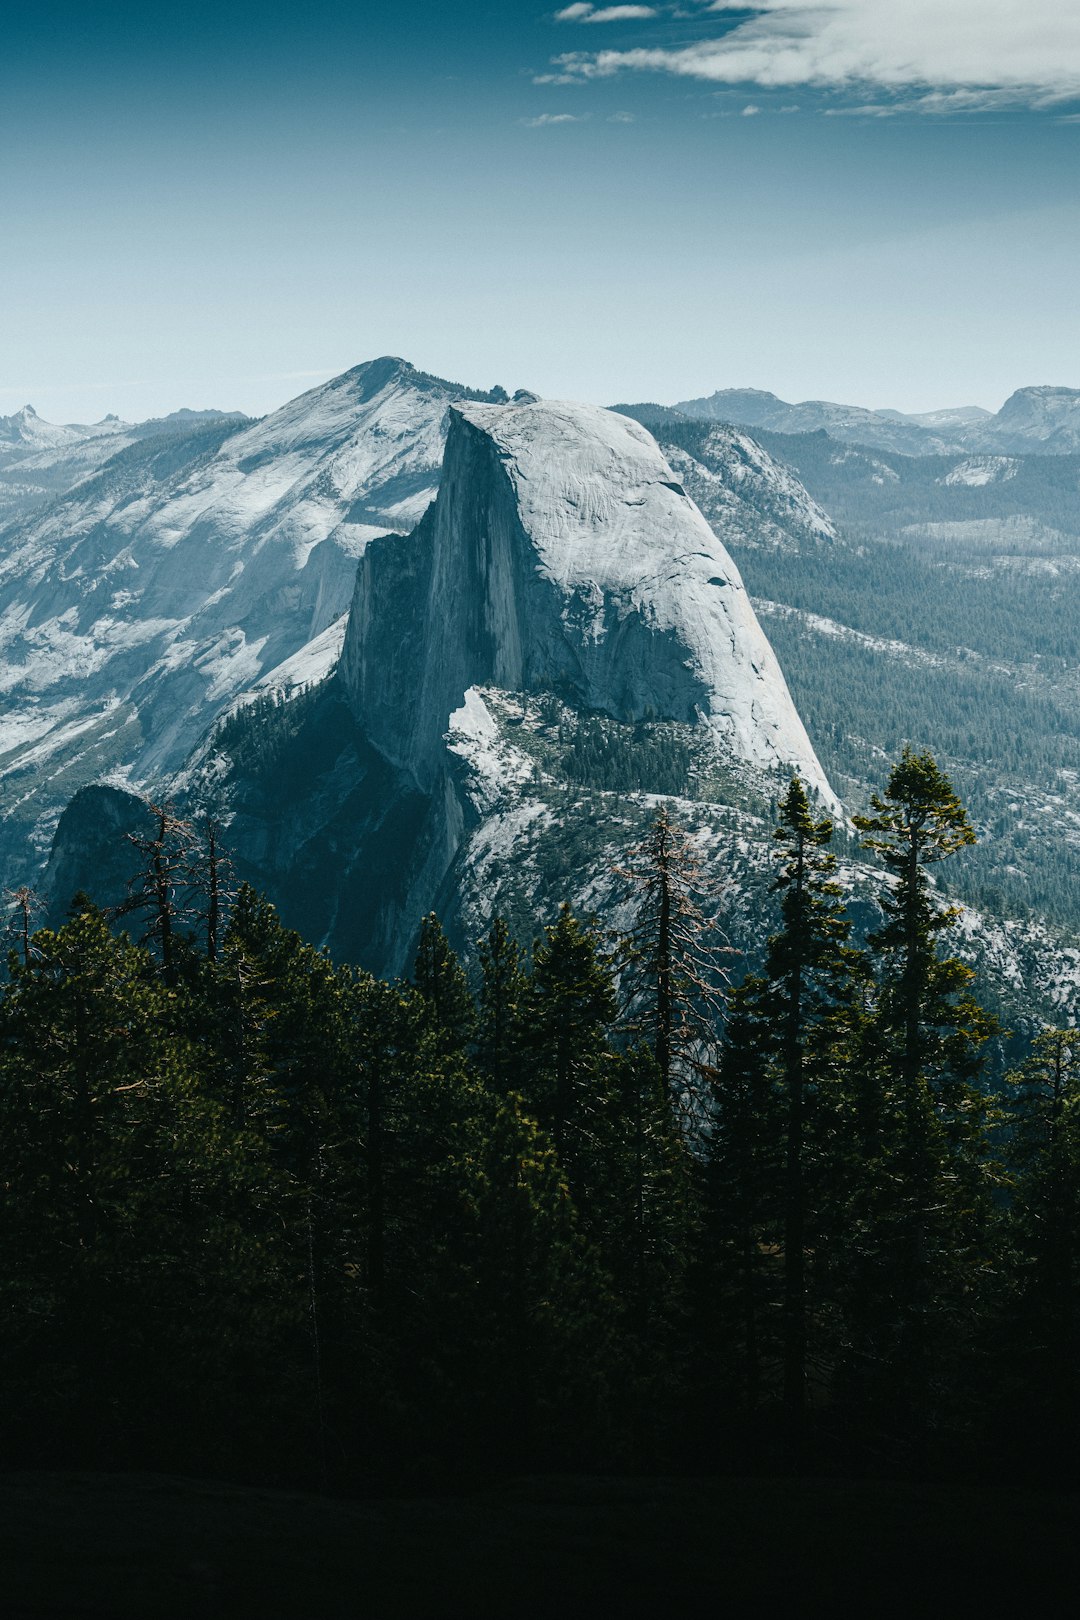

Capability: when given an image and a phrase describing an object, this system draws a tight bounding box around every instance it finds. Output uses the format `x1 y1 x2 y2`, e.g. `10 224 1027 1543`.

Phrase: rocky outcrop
340 398 834 802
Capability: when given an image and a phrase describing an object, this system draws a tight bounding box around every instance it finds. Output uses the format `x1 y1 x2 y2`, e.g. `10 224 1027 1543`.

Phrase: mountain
635 417 1080 945
990 386 1080 451
670 388 966 456
34 379 1080 1022
671 385 1080 457
612 412 837 552
0 404 252 525
340 397 832 797
42 396 837 974
0 357 511 884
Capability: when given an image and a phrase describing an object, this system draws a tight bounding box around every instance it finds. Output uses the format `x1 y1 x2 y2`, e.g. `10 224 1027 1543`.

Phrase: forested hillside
639 418 1080 936
4 758 1079 1488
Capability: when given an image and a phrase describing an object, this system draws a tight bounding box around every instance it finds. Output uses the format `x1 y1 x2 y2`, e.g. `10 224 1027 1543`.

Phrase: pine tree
851 750 997 1445
758 776 856 1455
1001 1027 1080 1451
700 974 778 1419
188 816 236 962
616 805 728 1112
412 913 476 1054
476 917 529 1093
2 885 45 968
526 905 618 1212
115 801 197 982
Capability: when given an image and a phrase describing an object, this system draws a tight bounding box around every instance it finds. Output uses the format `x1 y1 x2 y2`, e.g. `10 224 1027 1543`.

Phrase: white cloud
520 112 585 125
609 110 637 120
741 102 761 114
824 86 1035 116
556 4 660 21
548 0 1080 107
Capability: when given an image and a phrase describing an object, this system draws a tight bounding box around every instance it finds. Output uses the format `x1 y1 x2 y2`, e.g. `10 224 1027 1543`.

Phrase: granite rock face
340 398 834 801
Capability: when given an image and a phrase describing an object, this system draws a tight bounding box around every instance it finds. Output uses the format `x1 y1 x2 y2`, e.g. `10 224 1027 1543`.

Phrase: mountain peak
343 395 835 803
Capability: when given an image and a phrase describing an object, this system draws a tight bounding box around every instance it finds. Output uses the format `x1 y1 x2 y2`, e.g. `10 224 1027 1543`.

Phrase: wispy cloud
546 0 1080 110
520 112 586 125
824 86 1038 117
555 4 659 22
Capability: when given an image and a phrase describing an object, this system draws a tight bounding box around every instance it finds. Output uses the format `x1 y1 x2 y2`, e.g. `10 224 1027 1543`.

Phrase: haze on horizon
3 0 1078 424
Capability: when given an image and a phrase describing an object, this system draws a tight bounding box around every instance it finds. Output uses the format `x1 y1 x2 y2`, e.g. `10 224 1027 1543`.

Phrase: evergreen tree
1000 1027 1080 1460
850 750 998 1447
616 805 728 1112
412 913 476 1054
699 974 778 1420
2 884 44 968
188 816 235 962
526 904 618 1212
115 801 197 983
758 776 856 1455
476 917 529 1093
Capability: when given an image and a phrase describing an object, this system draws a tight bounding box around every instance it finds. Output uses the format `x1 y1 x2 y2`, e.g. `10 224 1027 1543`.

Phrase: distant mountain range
0 403 251 524
617 385 1080 458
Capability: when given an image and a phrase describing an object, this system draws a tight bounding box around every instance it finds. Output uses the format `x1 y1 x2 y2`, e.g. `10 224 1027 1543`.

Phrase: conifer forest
4 751 1077 1494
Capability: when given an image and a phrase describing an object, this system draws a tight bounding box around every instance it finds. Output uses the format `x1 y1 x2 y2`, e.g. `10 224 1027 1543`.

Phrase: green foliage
412 912 476 1054
2 765 1080 1485
560 714 692 796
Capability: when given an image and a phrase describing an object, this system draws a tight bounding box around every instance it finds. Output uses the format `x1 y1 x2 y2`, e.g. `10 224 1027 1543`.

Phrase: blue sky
3 0 1079 421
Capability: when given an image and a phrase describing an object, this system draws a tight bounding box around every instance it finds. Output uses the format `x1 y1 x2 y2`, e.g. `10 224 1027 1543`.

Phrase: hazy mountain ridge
670 384 1080 457
0 403 252 524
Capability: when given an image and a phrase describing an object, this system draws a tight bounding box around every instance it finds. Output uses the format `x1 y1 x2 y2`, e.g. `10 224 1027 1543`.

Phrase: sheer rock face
340 397 834 804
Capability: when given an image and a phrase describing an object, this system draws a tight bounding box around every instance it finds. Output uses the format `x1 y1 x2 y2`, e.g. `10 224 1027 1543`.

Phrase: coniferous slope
634 418 1080 935
6 759 1080 1495
0 404 251 525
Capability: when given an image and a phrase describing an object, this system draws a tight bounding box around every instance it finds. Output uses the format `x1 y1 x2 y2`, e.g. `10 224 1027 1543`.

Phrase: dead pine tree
188 816 237 962
2 885 46 967
615 803 732 1116
115 801 197 982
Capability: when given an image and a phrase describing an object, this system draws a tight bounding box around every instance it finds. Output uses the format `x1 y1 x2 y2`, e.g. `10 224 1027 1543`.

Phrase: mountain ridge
669 384 1080 457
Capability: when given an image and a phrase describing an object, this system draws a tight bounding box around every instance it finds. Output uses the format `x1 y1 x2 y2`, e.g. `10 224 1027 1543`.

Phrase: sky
2 0 1079 422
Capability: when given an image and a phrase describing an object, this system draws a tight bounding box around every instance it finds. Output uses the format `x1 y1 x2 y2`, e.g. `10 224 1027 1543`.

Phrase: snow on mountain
0 404 90 452
0 405 256 527
179 394 835 967
659 425 838 551
941 456 1019 488
901 405 993 431
341 397 835 804
985 386 1080 451
0 358 508 882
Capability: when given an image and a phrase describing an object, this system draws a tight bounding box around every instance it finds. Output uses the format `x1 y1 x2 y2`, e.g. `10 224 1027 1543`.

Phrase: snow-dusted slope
660 425 837 551
0 404 115 453
342 398 835 804
984 387 1080 452
0 358 506 880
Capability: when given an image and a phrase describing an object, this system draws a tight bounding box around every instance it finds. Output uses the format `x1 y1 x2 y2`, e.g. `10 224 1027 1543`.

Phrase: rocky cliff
340 398 834 803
